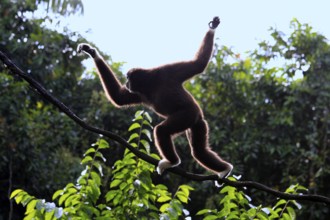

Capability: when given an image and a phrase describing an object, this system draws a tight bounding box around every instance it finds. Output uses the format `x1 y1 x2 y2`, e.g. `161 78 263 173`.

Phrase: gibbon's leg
186 119 233 178
155 111 198 174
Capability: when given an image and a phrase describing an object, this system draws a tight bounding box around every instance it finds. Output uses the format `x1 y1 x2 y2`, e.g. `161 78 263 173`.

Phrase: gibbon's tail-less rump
77 16 233 179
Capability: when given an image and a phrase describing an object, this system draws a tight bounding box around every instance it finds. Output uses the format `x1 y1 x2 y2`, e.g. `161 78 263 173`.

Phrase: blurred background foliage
0 0 329 219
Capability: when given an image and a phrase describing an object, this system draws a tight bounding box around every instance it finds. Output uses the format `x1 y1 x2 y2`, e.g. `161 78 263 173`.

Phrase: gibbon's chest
143 85 197 117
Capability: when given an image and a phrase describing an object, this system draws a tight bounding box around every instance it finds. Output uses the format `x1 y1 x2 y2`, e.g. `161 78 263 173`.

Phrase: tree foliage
186 19 330 218
0 1 115 219
10 111 306 220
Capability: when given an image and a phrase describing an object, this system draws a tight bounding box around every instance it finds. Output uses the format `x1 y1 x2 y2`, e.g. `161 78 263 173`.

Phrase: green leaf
95 152 106 162
65 183 75 189
134 110 144 118
24 209 37 220
91 171 101 186
87 181 101 203
179 185 194 197
176 191 188 203
25 199 38 214
227 212 239 219
123 158 137 165
84 147 96 156
67 187 78 195
267 208 280 218
133 115 144 121
157 195 172 203
142 129 152 141
110 179 122 188
218 204 232 218
140 140 150 152
66 194 81 207
128 133 139 142
98 139 110 149
59 193 70 206
52 189 63 200
203 215 219 220
130 143 138 147
105 190 117 202
159 203 170 212
274 199 287 208
220 185 236 194
156 184 168 190
287 206 296 219
10 189 24 199
81 156 93 165
285 185 296 193
296 185 308 192
14 192 28 204
143 120 153 128
64 194 74 207
93 161 104 176
45 209 55 220
247 208 256 217
113 193 122 206
282 213 291 220
196 209 212 215
78 177 87 186
128 122 141 131
119 182 128 191
143 112 152 123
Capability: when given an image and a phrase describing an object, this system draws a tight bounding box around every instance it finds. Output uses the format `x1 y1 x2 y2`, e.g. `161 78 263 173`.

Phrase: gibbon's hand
77 43 97 58
209 16 220 29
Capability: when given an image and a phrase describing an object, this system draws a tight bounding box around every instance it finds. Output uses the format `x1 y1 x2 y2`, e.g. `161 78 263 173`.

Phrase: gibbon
78 17 233 179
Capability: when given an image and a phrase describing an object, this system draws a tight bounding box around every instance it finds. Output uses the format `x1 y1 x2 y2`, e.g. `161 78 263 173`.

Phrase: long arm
78 44 142 107
153 17 220 82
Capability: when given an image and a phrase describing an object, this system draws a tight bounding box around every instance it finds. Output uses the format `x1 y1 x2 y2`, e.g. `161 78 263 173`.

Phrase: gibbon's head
125 68 149 94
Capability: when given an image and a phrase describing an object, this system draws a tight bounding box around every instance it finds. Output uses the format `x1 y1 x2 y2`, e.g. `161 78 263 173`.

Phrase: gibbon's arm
155 17 220 83
78 44 142 107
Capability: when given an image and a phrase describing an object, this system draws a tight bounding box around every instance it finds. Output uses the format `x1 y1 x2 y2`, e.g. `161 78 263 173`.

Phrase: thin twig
1 50 330 205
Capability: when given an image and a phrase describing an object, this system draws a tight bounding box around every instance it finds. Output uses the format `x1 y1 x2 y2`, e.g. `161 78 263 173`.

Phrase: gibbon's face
125 68 145 94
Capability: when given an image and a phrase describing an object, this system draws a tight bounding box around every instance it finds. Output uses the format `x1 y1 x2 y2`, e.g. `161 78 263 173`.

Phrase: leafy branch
1 50 330 205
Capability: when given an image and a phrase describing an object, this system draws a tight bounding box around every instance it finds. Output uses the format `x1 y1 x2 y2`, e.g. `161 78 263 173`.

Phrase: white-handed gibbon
78 17 233 179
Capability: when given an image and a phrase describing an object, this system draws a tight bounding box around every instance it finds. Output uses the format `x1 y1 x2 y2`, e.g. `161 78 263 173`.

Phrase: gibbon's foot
215 163 233 187
156 159 180 175
218 163 233 178
77 43 97 58
209 16 220 29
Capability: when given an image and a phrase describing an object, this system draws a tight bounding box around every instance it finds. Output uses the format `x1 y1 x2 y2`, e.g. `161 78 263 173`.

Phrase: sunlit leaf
52 189 63 200
110 179 122 188
196 209 212 215
157 195 172 203
25 199 37 214
128 133 139 143
10 189 24 199
84 147 95 156
159 203 170 212
98 139 110 149
128 122 141 131
204 214 219 220
59 193 70 206
287 206 296 219
176 191 188 204
81 156 93 165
